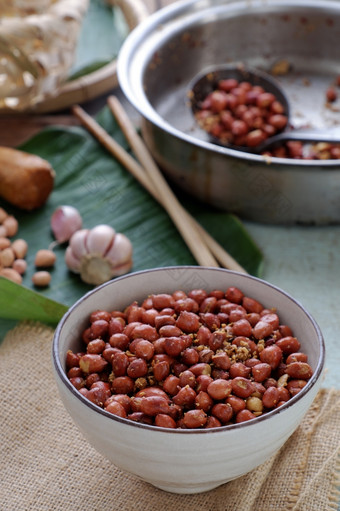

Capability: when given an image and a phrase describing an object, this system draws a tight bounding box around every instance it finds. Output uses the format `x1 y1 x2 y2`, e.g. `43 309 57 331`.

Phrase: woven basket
0 0 148 113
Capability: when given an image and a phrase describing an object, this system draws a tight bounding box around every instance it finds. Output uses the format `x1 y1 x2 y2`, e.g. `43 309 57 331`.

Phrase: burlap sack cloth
1 322 339 511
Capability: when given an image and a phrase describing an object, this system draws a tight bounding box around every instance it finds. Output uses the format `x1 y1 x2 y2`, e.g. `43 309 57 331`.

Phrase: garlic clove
65 245 81 273
105 233 133 268
51 205 82 243
110 259 133 277
69 229 89 260
86 224 116 256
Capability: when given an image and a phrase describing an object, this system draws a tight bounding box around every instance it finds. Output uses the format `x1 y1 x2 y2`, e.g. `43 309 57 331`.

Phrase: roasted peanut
207 379 232 400
183 409 208 428
0 247 15 267
285 362 313 380
105 400 127 418
32 271 51 287
34 249 56 268
11 238 28 259
0 237 10 250
111 376 134 395
276 336 301 354
154 414 176 428
246 396 263 413
12 259 27 275
211 403 233 424
231 377 255 399
66 285 313 429
2 216 18 237
236 409 256 423
79 354 108 374
140 396 170 416
0 267 22 284
260 345 282 369
262 387 280 408
252 363 272 382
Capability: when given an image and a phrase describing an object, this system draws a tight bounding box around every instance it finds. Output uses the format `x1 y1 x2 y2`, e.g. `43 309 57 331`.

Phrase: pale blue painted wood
246 222 340 389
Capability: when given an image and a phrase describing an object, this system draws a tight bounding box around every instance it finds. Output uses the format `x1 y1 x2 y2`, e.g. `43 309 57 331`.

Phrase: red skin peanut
262 387 280 408
164 337 185 357
134 340 155 360
87 338 105 354
174 298 199 314
253 320 274 340
207 379 232 400
252 363 272 382
70 286 313 430
155 414 176 428
66 350 80 369
195 391 213 412
276 336 301 354
153 360 170 382
260 345 283 369
286 352 308 364
227 395 246 414
90 319 109 339
105 401 127 418
232 318 253 337
163 375 180 395
229 362 251 379
188 288 208 304
287 379 307 396
172 386 197 407
236 409 256 423
151 293 175 310
231 377 255 398
90 310 112 323
211 403 233 424
79 354 108 374
285 362 313 380
87 382 111 407
109 333 130 350
105 394 132 413
111 376 134 395
140 396 171 416
183 409 208 428
69 376 85 390
242 296 264 314
176 311 200 333
112 352 129 377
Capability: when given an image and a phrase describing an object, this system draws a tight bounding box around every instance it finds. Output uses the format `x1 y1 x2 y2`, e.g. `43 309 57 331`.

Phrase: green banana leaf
0 277 68 323
0 106 263 337
69 0 128 79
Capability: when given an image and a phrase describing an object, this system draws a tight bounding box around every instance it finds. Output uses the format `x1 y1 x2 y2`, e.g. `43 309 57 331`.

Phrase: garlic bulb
65 224 133 285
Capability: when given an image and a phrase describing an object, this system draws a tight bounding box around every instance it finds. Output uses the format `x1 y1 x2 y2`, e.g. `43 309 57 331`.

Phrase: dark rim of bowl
117 0 340 168
52 266 325 434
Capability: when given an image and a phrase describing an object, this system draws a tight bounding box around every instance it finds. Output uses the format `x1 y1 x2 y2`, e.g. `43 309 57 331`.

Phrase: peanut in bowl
52 266 325 494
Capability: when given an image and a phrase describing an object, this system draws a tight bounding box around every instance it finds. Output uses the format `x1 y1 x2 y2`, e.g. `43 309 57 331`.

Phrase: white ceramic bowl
52 266 325 494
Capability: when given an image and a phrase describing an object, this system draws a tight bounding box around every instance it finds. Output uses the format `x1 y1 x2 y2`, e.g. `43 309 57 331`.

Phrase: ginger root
0 146 55 210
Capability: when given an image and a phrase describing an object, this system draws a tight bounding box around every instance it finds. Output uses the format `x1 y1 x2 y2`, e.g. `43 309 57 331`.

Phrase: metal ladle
189 63 340 154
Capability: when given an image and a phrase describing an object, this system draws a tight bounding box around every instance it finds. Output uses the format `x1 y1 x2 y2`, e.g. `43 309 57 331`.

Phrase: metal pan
118 0 340 224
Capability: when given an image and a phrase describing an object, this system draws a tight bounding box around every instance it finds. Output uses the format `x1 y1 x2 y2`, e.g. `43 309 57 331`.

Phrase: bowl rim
52 266 325 435
117 0 340 168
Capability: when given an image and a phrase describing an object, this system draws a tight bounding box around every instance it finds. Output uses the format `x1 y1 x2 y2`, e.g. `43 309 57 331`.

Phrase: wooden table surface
0 0 176 148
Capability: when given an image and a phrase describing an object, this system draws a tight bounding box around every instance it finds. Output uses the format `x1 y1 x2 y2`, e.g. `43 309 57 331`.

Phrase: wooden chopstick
72 104 219 267
72 103 247 273
107 96 247 274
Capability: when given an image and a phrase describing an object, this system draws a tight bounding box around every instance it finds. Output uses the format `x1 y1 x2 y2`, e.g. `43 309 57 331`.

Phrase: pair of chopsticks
72 97 247 273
